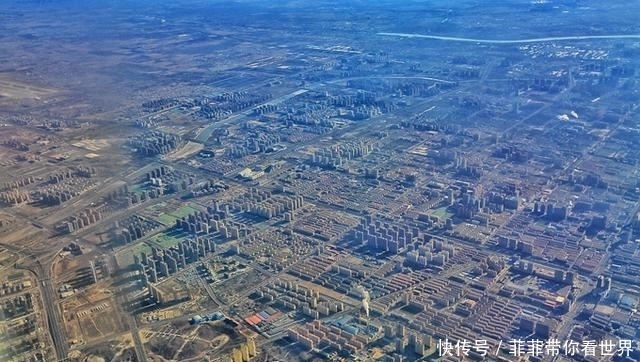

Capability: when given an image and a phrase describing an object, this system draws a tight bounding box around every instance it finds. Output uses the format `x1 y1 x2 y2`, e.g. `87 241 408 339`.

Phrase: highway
39 259 70 361
124 313 147 362
1 202 72 360
14 256 70 361
199 277 225 307
1 241 69 361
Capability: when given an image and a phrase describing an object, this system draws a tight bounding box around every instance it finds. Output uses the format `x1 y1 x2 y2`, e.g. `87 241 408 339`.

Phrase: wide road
39 259 70 361
378 32 640 44
124 313 147 362
3 242 69 361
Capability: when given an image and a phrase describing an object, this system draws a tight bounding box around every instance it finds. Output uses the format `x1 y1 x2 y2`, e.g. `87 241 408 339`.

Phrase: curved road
378 32 640 44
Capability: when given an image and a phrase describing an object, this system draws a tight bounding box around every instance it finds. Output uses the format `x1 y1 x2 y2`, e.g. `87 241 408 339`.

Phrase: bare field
0 76 57 99
77 302 123 341
0 225 49 249
71 139 110 152
141 321 240 362
162 141 204 161
62 287 123 344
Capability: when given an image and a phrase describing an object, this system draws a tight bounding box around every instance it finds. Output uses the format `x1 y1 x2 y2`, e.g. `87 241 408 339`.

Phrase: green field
430 206 454 220
150 231 183 249
150 203 200 226
146 202 168 212
116 242 152 267
157 213 177 226
130 183 146 193
170 204 201 218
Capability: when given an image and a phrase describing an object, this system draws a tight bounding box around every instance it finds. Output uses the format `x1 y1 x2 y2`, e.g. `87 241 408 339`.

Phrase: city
0 1 639 361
